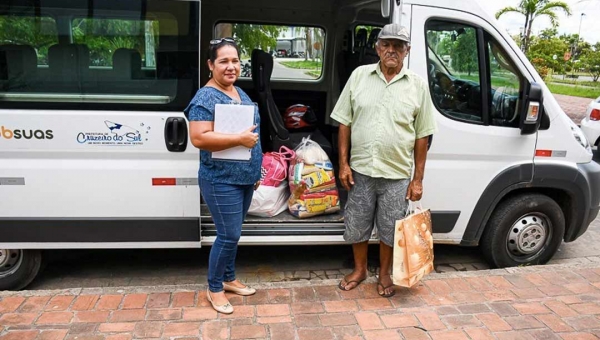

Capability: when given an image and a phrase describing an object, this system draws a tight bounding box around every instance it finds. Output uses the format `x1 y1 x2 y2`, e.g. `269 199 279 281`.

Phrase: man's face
376 39 410 69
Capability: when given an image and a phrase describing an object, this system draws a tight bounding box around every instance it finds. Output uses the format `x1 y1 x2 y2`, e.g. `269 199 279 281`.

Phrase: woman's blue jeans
200 178 253 293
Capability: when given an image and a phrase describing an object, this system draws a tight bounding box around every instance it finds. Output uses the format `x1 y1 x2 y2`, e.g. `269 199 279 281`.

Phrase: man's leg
375 178 410 296
340 171 376 290
340 241 369 290
378 242 394 296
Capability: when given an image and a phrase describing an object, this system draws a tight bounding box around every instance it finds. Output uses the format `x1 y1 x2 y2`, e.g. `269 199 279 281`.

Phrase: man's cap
377 23 410 43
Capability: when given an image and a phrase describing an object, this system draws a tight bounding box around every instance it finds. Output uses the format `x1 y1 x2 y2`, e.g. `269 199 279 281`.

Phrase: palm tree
496 0 571 53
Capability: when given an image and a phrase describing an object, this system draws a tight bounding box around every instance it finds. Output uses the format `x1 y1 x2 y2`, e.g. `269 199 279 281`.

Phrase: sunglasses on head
209 37 235 45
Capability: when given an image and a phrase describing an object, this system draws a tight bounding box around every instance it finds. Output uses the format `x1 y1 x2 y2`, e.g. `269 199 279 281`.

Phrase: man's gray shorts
344 171 409 247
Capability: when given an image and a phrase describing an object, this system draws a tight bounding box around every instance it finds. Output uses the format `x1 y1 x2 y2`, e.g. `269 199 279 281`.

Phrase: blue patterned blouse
184 86 262 185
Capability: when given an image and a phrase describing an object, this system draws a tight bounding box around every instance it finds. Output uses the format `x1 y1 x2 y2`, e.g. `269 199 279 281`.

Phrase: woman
185 38 262 314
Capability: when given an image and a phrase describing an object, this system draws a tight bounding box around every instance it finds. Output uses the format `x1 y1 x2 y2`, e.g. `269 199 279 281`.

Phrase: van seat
112 48 143 79
48 44 90 82
362 28 381 65
251 49 333 157
0 44 37 91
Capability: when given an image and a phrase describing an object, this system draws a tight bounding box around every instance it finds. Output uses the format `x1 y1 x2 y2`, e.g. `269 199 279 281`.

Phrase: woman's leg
201 179 245 293
224 184 254 283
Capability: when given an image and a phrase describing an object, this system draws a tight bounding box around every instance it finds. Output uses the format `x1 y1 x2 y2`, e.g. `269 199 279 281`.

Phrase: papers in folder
212 103 255 161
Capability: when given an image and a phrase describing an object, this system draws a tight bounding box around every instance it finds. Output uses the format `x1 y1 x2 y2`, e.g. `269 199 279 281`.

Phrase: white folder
212 103 255 161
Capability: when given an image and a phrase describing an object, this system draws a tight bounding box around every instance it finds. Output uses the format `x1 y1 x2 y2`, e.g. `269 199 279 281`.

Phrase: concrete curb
2 256 600 298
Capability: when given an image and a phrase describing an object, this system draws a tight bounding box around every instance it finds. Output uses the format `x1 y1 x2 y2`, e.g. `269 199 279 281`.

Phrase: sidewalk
554 93 591 125
2 262 600 339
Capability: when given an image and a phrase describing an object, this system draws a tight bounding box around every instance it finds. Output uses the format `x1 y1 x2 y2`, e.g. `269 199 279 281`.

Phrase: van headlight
571 124 592 154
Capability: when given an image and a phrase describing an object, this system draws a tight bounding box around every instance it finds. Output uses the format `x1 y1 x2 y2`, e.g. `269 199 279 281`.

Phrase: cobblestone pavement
3 261 600 339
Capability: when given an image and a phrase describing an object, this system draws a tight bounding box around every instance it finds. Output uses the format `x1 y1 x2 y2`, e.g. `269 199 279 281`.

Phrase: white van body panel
0 109 199 218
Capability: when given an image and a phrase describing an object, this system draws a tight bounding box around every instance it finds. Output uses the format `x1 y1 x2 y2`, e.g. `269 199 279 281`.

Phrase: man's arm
406 136 429 201
338 124 354 191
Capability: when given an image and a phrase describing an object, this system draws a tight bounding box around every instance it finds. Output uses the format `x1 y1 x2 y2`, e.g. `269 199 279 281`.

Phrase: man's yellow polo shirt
331 62 438 180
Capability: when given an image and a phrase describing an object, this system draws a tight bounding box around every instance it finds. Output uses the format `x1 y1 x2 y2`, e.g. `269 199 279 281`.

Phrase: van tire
480 194 564 268
0 250 42 291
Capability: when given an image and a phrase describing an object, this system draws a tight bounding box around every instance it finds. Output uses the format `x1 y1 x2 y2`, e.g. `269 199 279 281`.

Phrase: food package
288 136 340 218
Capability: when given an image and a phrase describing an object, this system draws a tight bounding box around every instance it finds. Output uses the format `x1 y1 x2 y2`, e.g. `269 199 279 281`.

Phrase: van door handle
164 117 188 152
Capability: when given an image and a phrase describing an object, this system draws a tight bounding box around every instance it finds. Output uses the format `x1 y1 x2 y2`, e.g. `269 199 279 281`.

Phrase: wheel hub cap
0 249 7 267
507 215 548 256
0 249 22 277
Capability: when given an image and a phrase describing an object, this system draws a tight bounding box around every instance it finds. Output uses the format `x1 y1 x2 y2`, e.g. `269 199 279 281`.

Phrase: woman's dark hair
207 37 241 63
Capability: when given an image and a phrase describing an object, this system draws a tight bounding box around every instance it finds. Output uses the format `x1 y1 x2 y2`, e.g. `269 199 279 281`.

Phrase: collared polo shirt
330 62 438 179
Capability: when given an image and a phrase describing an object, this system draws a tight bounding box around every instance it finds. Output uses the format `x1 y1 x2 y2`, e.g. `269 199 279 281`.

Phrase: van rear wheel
0 249 42 290
480 194 565 268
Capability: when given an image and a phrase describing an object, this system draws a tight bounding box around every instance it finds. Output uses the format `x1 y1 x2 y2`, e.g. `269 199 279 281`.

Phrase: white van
1 0 599 290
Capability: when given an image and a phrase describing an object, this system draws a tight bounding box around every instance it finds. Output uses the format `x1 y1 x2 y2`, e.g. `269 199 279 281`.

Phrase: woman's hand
254 181 261 190
239 125 259 148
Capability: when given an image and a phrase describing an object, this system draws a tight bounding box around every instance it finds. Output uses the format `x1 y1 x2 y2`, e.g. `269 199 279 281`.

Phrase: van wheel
480 194 565 268
0 249 42 290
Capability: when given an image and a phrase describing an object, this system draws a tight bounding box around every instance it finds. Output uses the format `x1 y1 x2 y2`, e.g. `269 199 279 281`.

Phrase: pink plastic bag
260 146 295 187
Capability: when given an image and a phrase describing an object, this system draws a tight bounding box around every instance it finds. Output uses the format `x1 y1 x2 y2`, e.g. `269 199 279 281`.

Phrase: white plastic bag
294 136 329 165
248 182 290 217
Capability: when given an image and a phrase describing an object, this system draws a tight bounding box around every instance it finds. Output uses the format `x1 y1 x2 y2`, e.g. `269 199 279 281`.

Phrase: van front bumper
565 161 600 242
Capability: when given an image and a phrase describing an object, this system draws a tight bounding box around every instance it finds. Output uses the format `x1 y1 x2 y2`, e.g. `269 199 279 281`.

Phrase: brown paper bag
392 206 434 288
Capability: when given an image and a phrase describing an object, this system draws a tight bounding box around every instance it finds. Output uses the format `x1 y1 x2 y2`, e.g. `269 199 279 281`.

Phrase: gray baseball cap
377 23 410 43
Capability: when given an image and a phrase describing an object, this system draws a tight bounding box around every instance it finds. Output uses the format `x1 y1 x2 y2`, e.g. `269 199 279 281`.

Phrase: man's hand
406 179 423 201
339 164 354 191
254 181 261 191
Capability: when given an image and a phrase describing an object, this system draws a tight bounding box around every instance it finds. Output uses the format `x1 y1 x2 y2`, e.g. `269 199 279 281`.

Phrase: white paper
212 103 255 161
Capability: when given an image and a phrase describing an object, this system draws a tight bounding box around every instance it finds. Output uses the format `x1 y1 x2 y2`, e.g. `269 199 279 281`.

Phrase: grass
279 60 322 70
549 78 600 88
458 73 600 98
547 83 600 99
305 70 321 78
458 74 519 89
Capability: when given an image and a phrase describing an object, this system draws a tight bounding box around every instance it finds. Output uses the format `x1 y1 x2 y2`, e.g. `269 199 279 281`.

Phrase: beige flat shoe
223 281 256 296
206 289 233 314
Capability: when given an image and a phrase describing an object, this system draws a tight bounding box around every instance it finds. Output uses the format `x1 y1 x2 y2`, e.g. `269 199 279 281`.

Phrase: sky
476 0 600 45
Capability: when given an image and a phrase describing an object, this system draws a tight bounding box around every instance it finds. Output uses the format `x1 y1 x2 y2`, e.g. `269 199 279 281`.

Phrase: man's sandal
338 277 366 291
377 281 396 298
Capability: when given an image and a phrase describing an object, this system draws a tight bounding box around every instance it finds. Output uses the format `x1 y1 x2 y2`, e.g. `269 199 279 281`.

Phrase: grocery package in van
248 147 295 217
288 136 340 218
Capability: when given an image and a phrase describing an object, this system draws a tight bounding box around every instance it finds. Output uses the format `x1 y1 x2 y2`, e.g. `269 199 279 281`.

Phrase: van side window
487 36 523 128
426 22 482 123
0 16 58 90
0 0 198 110
214 23 325 80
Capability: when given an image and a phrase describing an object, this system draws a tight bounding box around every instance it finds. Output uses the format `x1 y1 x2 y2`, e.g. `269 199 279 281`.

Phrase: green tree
527 29 569 73
581 49 600 81
450 29 478 75
231 24 284 56
496 0 571 53
72 19 151 66
0 16 58 64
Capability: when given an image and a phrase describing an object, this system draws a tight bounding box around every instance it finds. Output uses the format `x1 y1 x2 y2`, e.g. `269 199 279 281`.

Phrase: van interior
200 0 390 230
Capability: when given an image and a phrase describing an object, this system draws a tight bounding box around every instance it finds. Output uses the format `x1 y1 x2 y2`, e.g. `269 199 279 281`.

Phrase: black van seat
0 44 37 91
345 29 367 74
251 49 333 157
112 48 143 80
337 30 352 90
48 44 90 83
362 28 381 65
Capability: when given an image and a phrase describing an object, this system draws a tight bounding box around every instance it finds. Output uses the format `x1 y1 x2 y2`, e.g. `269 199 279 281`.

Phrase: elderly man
331 23 438 297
